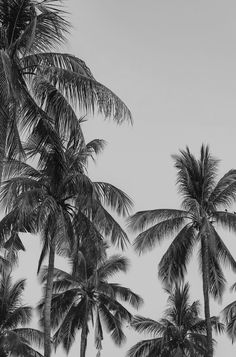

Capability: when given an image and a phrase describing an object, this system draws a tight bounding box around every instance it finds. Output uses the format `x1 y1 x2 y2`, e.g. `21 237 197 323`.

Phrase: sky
14 0 236 356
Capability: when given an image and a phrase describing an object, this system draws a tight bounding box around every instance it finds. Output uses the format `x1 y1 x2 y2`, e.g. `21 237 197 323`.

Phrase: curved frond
97 255 129 280
91 202 129 249
22 52 94 78
133 217 186 255
39 67 132 124
211 227 236 271
13 328 44 349
158 224 196 285
99 304 126 346
53 299 87 352
208 252 226 300
131 316 164 336
104 283 143 309
209 170 236 207
126 338 162 357
213 211 236 233
93 181 133 217
222 300 236 341
4 306 32 329
128 209 188 233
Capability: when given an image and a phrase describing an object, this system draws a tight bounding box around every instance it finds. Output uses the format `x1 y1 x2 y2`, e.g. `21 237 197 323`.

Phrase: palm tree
0 0 132 182
38 253 143 357
127 283 223 357
128 145 236 357
222 282 236 342
0 130 133 357
0 272 44 357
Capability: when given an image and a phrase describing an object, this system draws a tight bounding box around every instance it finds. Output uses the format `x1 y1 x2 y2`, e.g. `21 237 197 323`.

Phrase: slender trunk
80 324 88 357
44 238 56 357
201 233 213 357
0 106 8 186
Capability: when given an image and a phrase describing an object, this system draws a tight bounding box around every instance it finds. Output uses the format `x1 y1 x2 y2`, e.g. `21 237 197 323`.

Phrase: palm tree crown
127 283 223 357
39 253 143 357
129 145 236 296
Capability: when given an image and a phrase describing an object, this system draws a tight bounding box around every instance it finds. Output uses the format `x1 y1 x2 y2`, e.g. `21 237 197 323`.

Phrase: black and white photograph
0 1 235 356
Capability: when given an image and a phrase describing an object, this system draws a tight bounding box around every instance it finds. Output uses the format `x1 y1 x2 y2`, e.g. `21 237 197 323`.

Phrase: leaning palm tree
0 272 44 357
128 145 236 357
0 129 132 357
38 253 143 357
127 283 223 357
0 0 132 182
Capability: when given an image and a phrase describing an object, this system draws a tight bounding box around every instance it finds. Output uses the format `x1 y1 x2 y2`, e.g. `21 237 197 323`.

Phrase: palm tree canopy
0 0 132 170
0 272 44 357
38 253 143 355
128 145 236 298
0 132 132 269
127 283 224 357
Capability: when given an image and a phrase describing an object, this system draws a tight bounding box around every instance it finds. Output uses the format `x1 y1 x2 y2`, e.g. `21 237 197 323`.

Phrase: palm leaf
131 316 164 336
126 338 162 357
158 224 196 285
93 182 133 217
97 255 129 280
39 66 132 124
128 209 188 232
133 217 186 255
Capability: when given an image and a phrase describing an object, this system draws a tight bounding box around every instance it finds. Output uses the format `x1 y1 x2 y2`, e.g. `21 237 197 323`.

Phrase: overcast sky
15 1 236 356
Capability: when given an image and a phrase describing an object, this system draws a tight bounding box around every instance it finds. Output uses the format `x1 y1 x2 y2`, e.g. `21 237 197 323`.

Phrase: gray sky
15 0 236 356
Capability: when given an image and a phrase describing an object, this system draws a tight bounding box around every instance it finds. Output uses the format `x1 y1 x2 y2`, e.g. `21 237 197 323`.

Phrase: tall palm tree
0 272 44 357
0 131 133 357
38 253 143 357
0 0 132 182
127 283 223 357
222 282 236 342
128 145 236 357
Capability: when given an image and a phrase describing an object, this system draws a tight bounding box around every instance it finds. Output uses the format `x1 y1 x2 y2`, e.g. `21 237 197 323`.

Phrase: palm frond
39 66 132 124
126 338 162 357
133 217 186 255
131 316 164 336
128 209 188 232
97 255 129 280
13 328 44 349
99 304 126 346
158 224 196 285
209 170 236 207
213 211 236 233
208 252 226 300
104 283 143 309
173 144 218 202
22 52 94 78
53 299 88 352
211 227 236 271
93 182 133 217
92 202 129 249
4 306 32 329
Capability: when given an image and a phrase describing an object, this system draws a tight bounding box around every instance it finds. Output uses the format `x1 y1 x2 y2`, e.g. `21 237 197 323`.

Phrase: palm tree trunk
201 233 213 357
44 238 56 357
0 106 8 186
80 323 88 357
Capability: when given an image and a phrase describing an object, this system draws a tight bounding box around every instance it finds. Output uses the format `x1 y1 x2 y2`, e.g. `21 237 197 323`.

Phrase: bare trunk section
44 238 56 357
201 233 213 357
80 323 88 357
0 106 8 185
